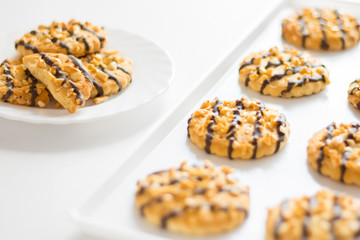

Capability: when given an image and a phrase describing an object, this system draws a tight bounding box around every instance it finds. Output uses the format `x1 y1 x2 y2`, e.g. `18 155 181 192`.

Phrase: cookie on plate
348 79 360 110
307 122 360 186
239 46 330 98
15 19 106 57
135 160 249 235
80 50 133 104
266 190 360 240
0 59 49 107
282 8 360 51
187 97 290 159
23 53 93 113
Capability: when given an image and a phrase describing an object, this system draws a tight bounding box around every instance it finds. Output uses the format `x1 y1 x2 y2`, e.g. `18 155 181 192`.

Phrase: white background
0 0 275 239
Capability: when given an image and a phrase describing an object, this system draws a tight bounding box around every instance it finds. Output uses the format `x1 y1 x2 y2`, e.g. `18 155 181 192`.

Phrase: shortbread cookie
135 160 249 235
307 122 360 185
81 50 132 102
0 59 49 107
23 53 93 113
239 46 330 98
187 97 290 159
15 19 106 57
282 8 360 51
266 190 360 240
348 79 360 109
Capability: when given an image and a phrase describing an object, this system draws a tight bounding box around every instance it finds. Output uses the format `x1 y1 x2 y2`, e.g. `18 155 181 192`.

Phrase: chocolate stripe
274 114 286 153
317 9 330 50
25 69 39 106
68 55 104 97
334 10 345 50
251 107 263 159
227 99 244 159
316 123 336 173
204 99 222 154
298 14 309 48
1 63 14 101
15 41 39 53
97 65 122 92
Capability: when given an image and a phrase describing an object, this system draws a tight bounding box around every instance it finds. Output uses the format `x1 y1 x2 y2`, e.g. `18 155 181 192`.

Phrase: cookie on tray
0 59 49 107
266 190 360 240
239 46 330 98
15 19 106 57
307 122 360 186
187 97 290 159
22 53 93 113
80 50 133 104
282 8 360 51
348 79 360 110
135 160 249 235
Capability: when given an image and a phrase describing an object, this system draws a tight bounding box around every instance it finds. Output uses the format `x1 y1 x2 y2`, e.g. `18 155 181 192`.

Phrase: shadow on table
0 100 164 153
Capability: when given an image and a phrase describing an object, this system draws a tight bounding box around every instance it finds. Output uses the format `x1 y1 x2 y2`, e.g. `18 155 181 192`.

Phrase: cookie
266 190 360 240
348 79 360 110
282 8 360 51
22 53 93 113
307 122 360 186
0 59 49 107
80 50 133 103
135 160 249 235
187 97 290 159
15 19 106 57
239 46 330 98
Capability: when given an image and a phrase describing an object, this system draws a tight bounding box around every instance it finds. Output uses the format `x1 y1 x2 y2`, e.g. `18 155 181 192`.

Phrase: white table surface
0 0 276 239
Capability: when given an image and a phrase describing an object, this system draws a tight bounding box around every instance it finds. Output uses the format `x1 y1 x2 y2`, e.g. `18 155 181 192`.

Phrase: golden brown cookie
282 8 360 51
187 97 290 159
348 79 360 110
307 122 360 186
266 190 360 240
15 19 106 57
135 160 249 235
22 53 93 113
80 50 133 103
0 59 49 107
239 46 330 98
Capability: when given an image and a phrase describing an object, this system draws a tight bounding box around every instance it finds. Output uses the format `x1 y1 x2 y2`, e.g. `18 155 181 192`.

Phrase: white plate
0 28 174 124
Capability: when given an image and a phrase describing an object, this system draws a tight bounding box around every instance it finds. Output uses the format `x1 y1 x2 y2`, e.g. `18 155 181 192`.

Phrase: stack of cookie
0 19 133 113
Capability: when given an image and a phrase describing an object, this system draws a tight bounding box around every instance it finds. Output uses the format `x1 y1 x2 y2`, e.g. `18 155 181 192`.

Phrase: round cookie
80 50 133 104
135 160 249 235
0 59 49 107
187 97 290 159
239 46 330 98
282 8 360 51
348 79 360 110
307 122 360 186
266 190 360 240
15 19 106 57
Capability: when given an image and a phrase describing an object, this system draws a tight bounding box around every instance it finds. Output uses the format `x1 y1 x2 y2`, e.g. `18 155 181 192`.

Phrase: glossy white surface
0 0 288 239
73 1 360 239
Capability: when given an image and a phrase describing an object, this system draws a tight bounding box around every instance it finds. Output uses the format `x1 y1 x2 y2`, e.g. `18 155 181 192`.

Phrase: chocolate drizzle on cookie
72 22 105 48
339 124 359 182
227 100 244 159
204 99 222 154
97 65 122 92
251 106 263 159
68 55 104 97
298 14 309 48
1 62 14 101
275 114 287 153
301 196 317 238
75 36 90 52
274 200 288 239
25 69 39 106
39 53 85 105
15 40 39 53
316 123 336 173
317 9 330 50
334 10 346 50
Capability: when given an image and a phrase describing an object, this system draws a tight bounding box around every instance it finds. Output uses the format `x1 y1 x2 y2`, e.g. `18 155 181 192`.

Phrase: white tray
72 0 360 239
